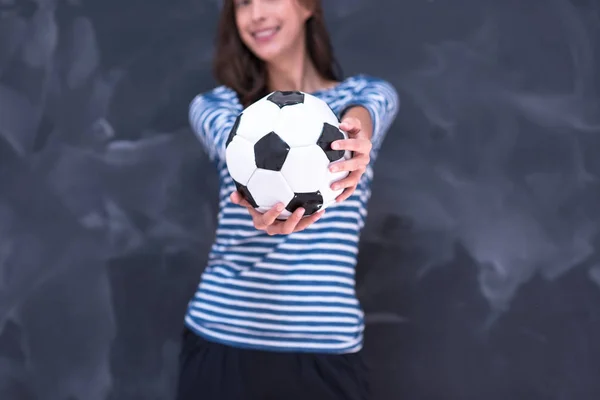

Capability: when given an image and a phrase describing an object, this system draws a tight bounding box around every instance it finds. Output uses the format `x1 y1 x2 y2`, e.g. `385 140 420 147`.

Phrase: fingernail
330 166 339 172
331 142 339 150
276 203 284 211
332 184 339 190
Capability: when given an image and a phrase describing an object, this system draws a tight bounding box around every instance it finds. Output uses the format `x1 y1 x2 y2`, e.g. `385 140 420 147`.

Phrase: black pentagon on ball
226 114 242 147
254 132 290 171
267 91 305 108
286 191 323 216
317 123 345 162
234 181 258 208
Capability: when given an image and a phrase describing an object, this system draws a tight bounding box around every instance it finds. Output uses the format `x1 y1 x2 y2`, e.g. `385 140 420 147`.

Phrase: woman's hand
230 191 325 235
329 116 372 202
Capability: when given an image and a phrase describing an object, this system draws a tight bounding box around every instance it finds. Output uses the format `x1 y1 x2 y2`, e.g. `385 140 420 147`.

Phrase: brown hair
213 0 343 107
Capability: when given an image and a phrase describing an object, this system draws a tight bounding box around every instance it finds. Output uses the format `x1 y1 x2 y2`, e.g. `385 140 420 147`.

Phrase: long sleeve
189 86 242 162
341 76 399 159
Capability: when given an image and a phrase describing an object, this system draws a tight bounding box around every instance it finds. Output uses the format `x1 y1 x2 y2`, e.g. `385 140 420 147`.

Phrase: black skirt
175 327 370 400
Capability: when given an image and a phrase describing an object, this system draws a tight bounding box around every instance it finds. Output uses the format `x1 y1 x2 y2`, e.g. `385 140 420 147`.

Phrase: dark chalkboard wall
1 0 599 399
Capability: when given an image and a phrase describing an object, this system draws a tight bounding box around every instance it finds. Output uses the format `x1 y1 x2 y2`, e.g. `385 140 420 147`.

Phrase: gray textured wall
1 0 600 399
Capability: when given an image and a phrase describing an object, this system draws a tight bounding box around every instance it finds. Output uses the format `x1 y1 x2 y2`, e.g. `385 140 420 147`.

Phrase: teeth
254 28 277 38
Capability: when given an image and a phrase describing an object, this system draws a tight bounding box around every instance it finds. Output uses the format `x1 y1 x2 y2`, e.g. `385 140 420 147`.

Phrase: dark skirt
175 327 370 400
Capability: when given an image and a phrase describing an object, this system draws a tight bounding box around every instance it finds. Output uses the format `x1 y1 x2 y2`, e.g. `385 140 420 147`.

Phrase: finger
331 138 371 153
329 156 369 173
339 118 361 133
231 191 256 210
340 125 361 136
235 197 252 208
230 191 242 204
230 192 266 221
336 185 358 203
268 207 304 235
257 203 285 229
293 209 326 232
231 191 254 208
331 170 363 191
235 196 257 212
241 202 262 220
282 207 306 234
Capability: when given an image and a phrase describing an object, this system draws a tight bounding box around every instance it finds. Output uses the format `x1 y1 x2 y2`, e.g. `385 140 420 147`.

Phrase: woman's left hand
329 116 372 202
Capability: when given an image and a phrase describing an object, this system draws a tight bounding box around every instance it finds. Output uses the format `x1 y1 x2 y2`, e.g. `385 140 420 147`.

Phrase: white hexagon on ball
274 102 326 148
225 135 256 186
280 145 330 193
247 169 295 216
302 94 339 127
235 100 282 143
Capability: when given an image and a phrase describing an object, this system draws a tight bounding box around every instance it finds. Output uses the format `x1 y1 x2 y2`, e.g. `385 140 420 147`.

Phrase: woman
178 0 399 399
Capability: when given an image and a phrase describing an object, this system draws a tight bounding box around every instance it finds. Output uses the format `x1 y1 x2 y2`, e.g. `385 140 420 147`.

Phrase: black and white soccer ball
225 90 351 220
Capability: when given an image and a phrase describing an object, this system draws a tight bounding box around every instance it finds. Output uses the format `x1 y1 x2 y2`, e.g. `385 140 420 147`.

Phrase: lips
251 26 280 41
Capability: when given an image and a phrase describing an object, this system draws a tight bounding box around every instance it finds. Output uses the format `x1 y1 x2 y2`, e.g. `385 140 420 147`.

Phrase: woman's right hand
230 191 325 235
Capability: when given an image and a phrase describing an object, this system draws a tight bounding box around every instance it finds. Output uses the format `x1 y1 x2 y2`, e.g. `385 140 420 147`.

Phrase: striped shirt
185 74 399 354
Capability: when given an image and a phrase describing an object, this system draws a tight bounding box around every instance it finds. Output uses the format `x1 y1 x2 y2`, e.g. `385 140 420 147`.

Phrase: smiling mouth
251 26 281 40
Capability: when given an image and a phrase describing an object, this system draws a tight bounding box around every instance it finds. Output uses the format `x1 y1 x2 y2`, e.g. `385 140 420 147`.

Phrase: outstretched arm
331 77 400 202
189 88 241 162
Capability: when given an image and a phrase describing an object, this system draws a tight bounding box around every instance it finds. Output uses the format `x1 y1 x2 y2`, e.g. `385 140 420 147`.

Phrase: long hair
213 0 343 107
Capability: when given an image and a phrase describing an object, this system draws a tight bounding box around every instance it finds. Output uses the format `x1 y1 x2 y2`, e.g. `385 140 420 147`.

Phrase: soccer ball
225 91 351 220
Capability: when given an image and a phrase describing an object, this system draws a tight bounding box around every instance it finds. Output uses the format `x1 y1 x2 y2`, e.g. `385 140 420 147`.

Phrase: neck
266 45 328 94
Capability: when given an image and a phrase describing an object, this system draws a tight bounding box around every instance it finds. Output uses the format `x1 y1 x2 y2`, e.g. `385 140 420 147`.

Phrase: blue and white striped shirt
185 74 399 354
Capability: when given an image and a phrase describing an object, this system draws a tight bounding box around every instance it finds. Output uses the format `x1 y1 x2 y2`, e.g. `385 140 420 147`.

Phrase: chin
243 36 295 65
251 48 285 64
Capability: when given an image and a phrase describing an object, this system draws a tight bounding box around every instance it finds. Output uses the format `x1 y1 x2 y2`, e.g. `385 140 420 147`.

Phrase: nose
249 0 266 22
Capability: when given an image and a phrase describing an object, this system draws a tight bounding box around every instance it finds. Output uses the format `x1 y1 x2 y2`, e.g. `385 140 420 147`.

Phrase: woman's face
234 0 313 63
